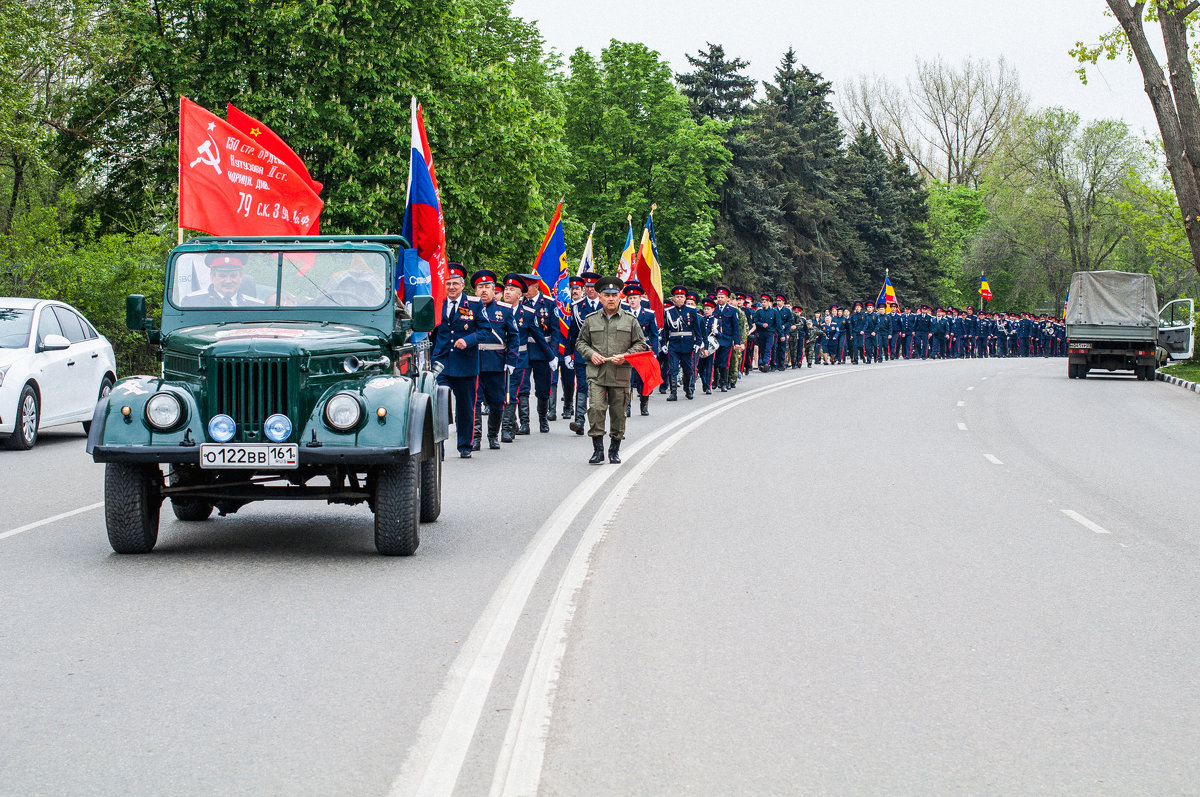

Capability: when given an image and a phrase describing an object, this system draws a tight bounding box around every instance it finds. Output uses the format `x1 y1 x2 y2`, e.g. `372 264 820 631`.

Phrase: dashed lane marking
0 502 104 542
1061 509 1111 534
957 422 968 431
983 454 1003 465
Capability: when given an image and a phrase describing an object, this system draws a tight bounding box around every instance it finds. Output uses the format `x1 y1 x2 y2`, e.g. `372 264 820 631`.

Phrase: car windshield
170 250 389 310
0 308 33 348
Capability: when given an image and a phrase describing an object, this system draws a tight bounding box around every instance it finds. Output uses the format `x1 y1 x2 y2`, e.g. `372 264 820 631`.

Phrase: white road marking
389 369 850 797
1061 509 1111 534
983 454 1003 465
957 401 965 407
0 502 104 541
966 386 975 391
981 376 987 380
957 422 968 431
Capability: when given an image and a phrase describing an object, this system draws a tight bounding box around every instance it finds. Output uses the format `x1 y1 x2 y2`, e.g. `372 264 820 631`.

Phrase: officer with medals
576 275 648 465
469 270 519 450
568 272 602 434
520 274 559 433
431 263 480 458
662 286 701 401
622 280 660 415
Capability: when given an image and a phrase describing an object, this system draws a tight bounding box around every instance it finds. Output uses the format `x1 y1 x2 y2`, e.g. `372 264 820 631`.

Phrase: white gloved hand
549 357 559 371
565 358 574 370
660 344 668 354
504 365 514 377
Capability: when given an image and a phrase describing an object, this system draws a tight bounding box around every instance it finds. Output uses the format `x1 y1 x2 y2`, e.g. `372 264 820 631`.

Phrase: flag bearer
470 270 518 450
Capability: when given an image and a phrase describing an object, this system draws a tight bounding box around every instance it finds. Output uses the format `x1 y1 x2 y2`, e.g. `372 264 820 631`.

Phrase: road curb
1156 369 1200 393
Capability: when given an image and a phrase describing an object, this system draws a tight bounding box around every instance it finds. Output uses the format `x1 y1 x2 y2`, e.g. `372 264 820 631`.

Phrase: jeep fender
88 376 205 450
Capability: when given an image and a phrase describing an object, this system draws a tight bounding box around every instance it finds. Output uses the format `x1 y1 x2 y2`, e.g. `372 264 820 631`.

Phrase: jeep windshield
169 250 389 310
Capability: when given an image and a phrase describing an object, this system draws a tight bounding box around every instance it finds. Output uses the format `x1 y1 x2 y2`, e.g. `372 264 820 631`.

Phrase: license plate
199 443 298 469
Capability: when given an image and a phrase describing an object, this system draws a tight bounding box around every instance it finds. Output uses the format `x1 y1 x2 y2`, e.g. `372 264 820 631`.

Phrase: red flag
624 350 664 396
179 97 322 237
226 103 323 197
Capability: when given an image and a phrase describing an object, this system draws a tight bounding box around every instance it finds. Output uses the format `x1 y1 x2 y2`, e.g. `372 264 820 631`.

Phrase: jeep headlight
324 392 362 431
145 392 184 430
208 414 236 443
263 413 292 442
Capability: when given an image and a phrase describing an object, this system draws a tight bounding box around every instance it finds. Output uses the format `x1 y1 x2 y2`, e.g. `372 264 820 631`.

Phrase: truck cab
87 236 449 555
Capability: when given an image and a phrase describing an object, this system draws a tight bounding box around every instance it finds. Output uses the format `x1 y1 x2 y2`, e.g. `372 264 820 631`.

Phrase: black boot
487 413 501 449
570 392 586 435
472 408 482 451
501 404 516 443
640 396 649 416
625 399 631 417
718 368 729 392
547 385 557 421
537 398 550 433
517 394 531 435
667 385 678 402
608 438 621 464
588 436 605 465
685 384 694 400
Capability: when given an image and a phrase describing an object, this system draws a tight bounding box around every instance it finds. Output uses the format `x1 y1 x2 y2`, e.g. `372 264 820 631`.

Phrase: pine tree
676 43 756 123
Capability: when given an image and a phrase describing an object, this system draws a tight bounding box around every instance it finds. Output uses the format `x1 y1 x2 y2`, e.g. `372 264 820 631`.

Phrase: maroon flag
624 350 664 396
179 97 322 237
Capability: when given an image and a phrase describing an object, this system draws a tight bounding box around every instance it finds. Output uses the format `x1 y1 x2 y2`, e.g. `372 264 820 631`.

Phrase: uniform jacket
431 295 480 377
523 294 559 361
475 299 519 372
632 304 660 352
663 304 702 353
576 308 649 387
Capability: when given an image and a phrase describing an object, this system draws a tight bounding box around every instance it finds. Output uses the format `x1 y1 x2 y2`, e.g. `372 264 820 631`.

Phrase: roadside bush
0 204 168 375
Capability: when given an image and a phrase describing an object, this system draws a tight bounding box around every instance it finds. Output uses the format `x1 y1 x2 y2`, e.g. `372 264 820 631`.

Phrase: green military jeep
87 235 450 556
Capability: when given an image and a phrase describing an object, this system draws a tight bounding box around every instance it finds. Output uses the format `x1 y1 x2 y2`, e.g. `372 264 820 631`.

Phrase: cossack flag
632 207 664 327
979 273 993 302
876 272 899 312
532 202 572 355
178 97 322 237
616 218 635 282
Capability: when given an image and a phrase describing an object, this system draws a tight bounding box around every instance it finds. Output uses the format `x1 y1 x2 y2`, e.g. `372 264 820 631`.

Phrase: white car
0 298 117 449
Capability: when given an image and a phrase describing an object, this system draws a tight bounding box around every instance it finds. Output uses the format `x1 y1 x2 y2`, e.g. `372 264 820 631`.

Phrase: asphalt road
2 358 1199 796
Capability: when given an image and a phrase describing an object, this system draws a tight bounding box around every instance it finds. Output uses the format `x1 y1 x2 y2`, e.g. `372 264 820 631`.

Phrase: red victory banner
179 97 323 237
226 103 323 198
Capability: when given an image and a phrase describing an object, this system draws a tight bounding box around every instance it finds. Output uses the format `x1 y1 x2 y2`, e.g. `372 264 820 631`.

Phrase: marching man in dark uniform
469 270 519 450
712 286 742 391
520 275 559 433
431 263 480 458
576 275 648 465
623 280 660 415
568 272 602 434
662 285 702 401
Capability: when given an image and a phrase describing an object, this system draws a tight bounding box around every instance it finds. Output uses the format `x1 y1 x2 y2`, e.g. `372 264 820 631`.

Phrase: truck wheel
104 463 162 553
374 455 420 556
1079 366 1089 379
1144 364 1158 382
167 466 213 521
419 441 443 523
1068 364 1077 379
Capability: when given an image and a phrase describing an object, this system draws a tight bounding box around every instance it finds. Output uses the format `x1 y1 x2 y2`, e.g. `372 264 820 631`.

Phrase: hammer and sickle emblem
189 136 222 175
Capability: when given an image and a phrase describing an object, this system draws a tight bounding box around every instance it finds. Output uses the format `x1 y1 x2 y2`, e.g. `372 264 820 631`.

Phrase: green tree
562 41 728 285
58 0 566 268
1072 0 1200 278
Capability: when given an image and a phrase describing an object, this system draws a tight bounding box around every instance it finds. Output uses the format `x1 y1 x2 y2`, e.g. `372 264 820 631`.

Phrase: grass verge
1161 360 1200 383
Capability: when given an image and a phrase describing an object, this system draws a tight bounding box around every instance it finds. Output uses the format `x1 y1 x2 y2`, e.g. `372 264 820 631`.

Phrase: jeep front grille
211 358 290 441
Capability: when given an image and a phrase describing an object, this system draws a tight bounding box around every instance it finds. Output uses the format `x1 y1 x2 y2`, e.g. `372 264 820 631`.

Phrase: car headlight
324 392 362 431
208 413 236 443
145 392 184 430
263 413 292 442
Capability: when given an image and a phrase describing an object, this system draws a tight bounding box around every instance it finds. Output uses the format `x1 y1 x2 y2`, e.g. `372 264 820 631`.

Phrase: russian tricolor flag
401 97 448 325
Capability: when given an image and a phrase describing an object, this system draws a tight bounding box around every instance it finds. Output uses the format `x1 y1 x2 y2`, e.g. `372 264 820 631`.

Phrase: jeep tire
105 463 162 553
374 454 420 555
419 441 443 523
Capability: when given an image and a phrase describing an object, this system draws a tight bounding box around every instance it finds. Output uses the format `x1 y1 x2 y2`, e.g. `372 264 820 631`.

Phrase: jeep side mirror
126 294 146 331
126 293 162 344
411 295 435 332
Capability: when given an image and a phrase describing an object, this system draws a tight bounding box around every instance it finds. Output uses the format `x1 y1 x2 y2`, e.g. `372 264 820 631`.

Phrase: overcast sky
509 0 1161 135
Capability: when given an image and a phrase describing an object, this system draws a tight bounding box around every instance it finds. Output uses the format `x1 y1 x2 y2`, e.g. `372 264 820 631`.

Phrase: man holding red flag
401 97 448 326
575 275 649 465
